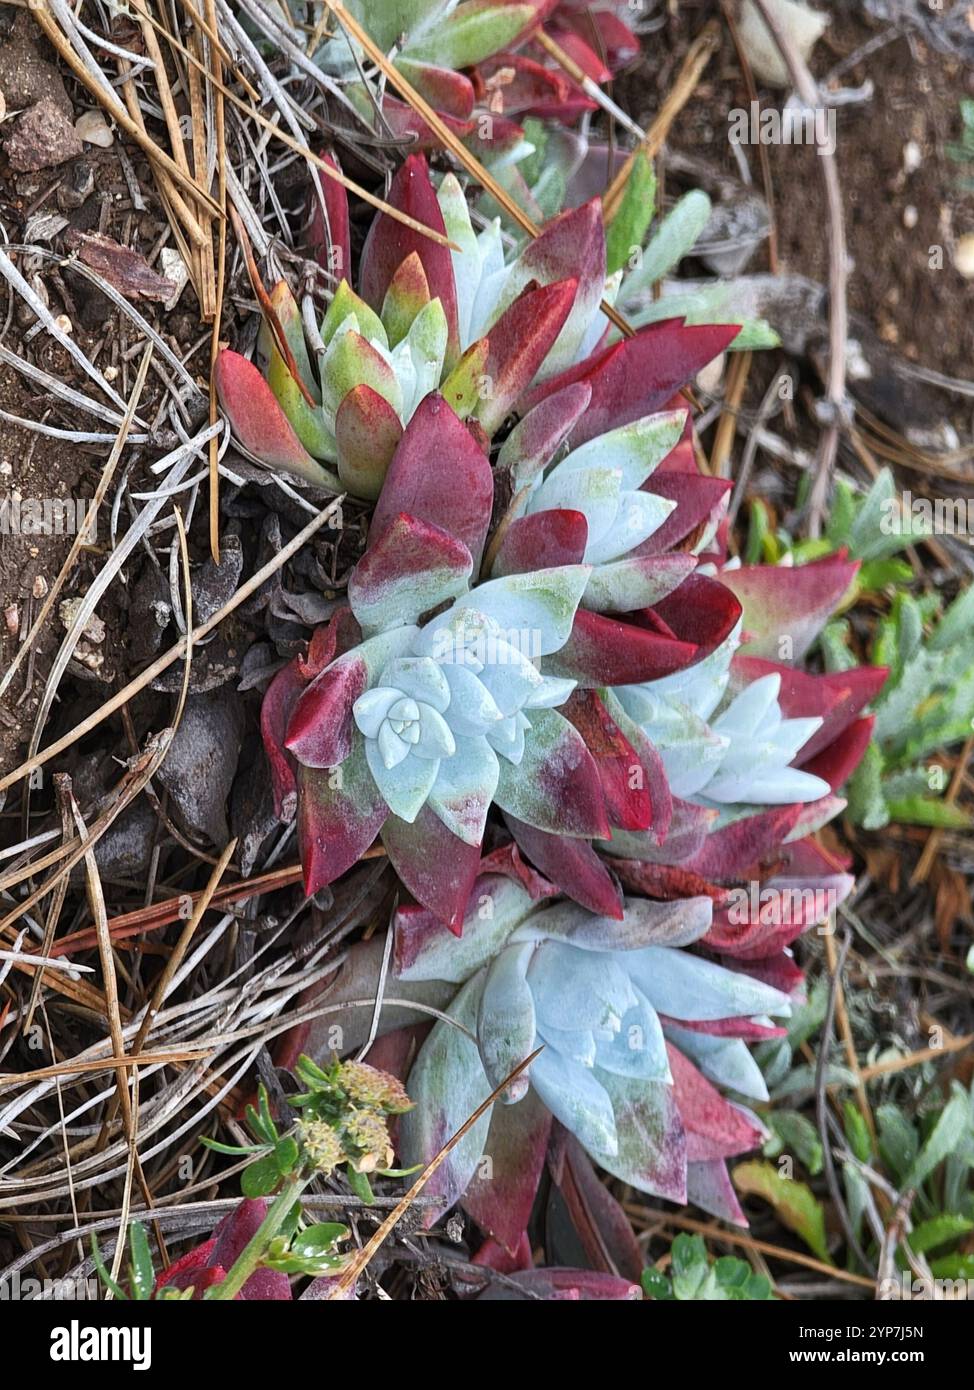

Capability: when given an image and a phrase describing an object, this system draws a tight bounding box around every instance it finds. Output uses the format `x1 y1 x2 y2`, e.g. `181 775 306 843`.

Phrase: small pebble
59 598 105 644
954 234 974 279
160 247 189 311
53 313 73 336
32 575 48 600
902 140 922 175
903 205 918 229
74 109 114 148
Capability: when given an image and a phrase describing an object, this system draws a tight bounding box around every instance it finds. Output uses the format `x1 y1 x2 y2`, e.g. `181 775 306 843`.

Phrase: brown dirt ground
619 2 974 382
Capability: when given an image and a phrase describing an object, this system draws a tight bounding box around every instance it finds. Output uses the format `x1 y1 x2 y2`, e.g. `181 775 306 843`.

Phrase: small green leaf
842 1101 873 1165
640 1266 674 1300
903 1214 973 1257
903 1088 971 1190
763 1111 824 1175
128 1223 155 1302
90 1235 128 1301
605 152 657 277
274 1136 300 1176
241 1154 282 1198
346 1165 375 1205
884 796 973 830
292 1223 349 1257
200 1138 266 1157
877 1103 919 1183
733 1161 832 1264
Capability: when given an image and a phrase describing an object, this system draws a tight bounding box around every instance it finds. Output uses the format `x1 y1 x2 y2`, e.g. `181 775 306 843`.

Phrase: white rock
75 109 114 148
738 0 828 89
954 234 974 280
160 247 189 310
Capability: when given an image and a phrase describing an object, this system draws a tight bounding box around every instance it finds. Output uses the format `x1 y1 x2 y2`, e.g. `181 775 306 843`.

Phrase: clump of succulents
216 146 894 1256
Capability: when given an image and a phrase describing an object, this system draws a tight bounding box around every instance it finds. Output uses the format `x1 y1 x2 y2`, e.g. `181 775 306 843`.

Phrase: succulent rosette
395 860 857 1239
307 1 637 164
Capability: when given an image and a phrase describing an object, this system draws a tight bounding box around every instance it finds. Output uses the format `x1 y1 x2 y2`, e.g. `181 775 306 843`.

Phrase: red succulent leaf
382 807 482 934
497 380 591 483
349 513 473 633
476 1268 640 1300
261 660 308 824
637 472 732 556
494 708 612 839
562 690 651 832
478 839 560 900
491 509 589 577
378 92 477 149
724 951 804 995
604 858 732 905
370 394 494 567
463 1088 552 1255
359 153 460 366
660 1014 786 1041
335 383 403 501
470 1232 534 1274
520 320 741 444
214 349 323 483
648 573 742 657
547 1130 644 1281
681 805 804 882
504 813 624 919
719 553 859 662
801 714 876 790
668 1044 763 1163
545 607 698 686
397 57 476 119
297 749 387 897
156 1200 291 1300
285 652 367 769
475 53 573 115
260 609 360 820
308 153 351 283
478 277 579 435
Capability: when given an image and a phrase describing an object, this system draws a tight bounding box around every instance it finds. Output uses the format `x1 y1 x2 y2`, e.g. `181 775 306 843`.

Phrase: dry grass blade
602 21 720 221
129 841 237 1059
0 345 154 702
229 202 316 407
0 496 345 797
22 779 76 1034
629 1209 875 1289
70 792 134 1142
205 0 229 568
2 1051 211 1090
109 2 456 250
32 6 221 219
326 1048 542 1299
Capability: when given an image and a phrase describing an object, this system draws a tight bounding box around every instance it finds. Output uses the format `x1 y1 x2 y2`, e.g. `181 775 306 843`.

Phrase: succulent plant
309 1 638 164
385 848 846 1241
